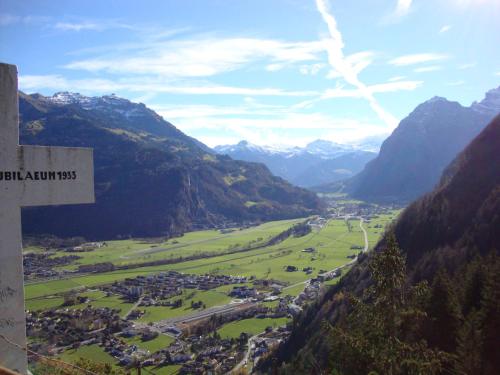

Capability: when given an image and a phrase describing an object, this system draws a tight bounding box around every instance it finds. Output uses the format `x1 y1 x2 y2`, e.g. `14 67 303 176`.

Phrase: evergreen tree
325 233 449 375
455 311 483 375
426 271 462 353
477 255 500 375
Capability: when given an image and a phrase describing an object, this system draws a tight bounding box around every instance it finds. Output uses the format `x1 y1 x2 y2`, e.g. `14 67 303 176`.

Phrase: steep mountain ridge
19 92 323 239
342 87 499 203
269 115 500 374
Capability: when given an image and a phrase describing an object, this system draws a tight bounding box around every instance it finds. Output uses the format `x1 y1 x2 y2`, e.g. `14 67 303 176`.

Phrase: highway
133 299 254 334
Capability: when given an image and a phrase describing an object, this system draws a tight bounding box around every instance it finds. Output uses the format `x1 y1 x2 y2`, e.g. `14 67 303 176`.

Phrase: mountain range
316 86 500 203
214 139 378 188
270 114 500 374
19 92 323 239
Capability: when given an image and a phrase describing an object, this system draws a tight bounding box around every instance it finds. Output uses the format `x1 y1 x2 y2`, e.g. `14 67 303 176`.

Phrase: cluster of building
101 271 248 302
177 335 243 374
102 334 150 366
26 307 127 350
294 280 322 306
326 199 397 219
65 242 106 252
251 327 291 368
23 252 80 280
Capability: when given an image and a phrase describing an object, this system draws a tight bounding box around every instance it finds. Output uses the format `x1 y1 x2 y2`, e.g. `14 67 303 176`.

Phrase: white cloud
295 79 422 110
393 0 413 18
439 25 452 33
54 22 104 31
413 65 442 73
266 63 284 72
164 110 388 147
64 37 326 78
368 80 422 93
496 71 500 76
0 13 49 26
326 51 376 78
389 53 449 66
299 63 325 75
383 0 413 23
315 0 399 128
151 104 284 119
19 74 318 97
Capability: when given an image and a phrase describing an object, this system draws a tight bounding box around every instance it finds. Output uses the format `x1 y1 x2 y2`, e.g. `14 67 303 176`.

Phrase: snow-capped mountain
48 92 157 119
36 92 211 152
302 139 355 157
214 139 377 188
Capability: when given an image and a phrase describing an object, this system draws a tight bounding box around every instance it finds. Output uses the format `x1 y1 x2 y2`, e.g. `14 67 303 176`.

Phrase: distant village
25 260 340 373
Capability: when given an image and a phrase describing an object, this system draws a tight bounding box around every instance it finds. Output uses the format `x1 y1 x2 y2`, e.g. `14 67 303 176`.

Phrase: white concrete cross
0 63 95 374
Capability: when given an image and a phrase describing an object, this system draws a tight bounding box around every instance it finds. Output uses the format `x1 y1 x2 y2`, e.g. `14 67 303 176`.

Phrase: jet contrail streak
315 0 398 128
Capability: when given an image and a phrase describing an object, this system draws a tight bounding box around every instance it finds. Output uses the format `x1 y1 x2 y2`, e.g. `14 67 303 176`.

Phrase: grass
59 344 116 366
138 289 232 323
24 214 398 316
282 282 308 297
122 334 174 353
26 219 303 276
25 296 64 311
72 293 135 318
217 317 290 339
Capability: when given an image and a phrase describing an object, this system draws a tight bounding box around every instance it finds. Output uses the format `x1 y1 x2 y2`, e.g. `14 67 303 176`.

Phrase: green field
59 344 116 366
25 214 396 303
122 334 174 353
138 289 233 323
29 219 304 272
217 317 290 339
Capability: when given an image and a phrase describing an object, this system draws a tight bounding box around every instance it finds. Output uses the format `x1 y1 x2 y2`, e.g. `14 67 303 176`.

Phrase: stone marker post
0 62 95 374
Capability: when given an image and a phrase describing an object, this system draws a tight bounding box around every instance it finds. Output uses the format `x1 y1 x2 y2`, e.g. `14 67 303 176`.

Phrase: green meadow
217 317 290 339
137 289 233 323
122 334 175 353
25 213 397 314
28 213 397 372
34 219 304 271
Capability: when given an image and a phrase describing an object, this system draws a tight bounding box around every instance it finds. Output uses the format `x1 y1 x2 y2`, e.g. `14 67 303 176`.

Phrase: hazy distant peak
471 86 500 116
426 96 448 104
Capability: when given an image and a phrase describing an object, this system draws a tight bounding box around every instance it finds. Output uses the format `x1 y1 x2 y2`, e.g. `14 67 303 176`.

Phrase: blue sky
1 0 499 147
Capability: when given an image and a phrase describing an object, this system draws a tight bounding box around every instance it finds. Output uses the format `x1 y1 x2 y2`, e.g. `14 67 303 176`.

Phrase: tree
455 311 483 375
425 271 462 353
477 257 500 375
325 233 450 375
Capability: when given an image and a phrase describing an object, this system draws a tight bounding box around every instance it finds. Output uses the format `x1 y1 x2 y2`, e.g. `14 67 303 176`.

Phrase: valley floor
25 207 398 374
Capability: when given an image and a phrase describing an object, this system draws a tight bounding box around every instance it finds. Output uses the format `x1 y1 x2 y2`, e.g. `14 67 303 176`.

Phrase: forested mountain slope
19 92 323 239
269 115 500 375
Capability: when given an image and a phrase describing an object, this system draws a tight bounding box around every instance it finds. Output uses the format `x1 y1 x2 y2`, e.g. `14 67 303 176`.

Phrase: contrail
315 0 398 128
